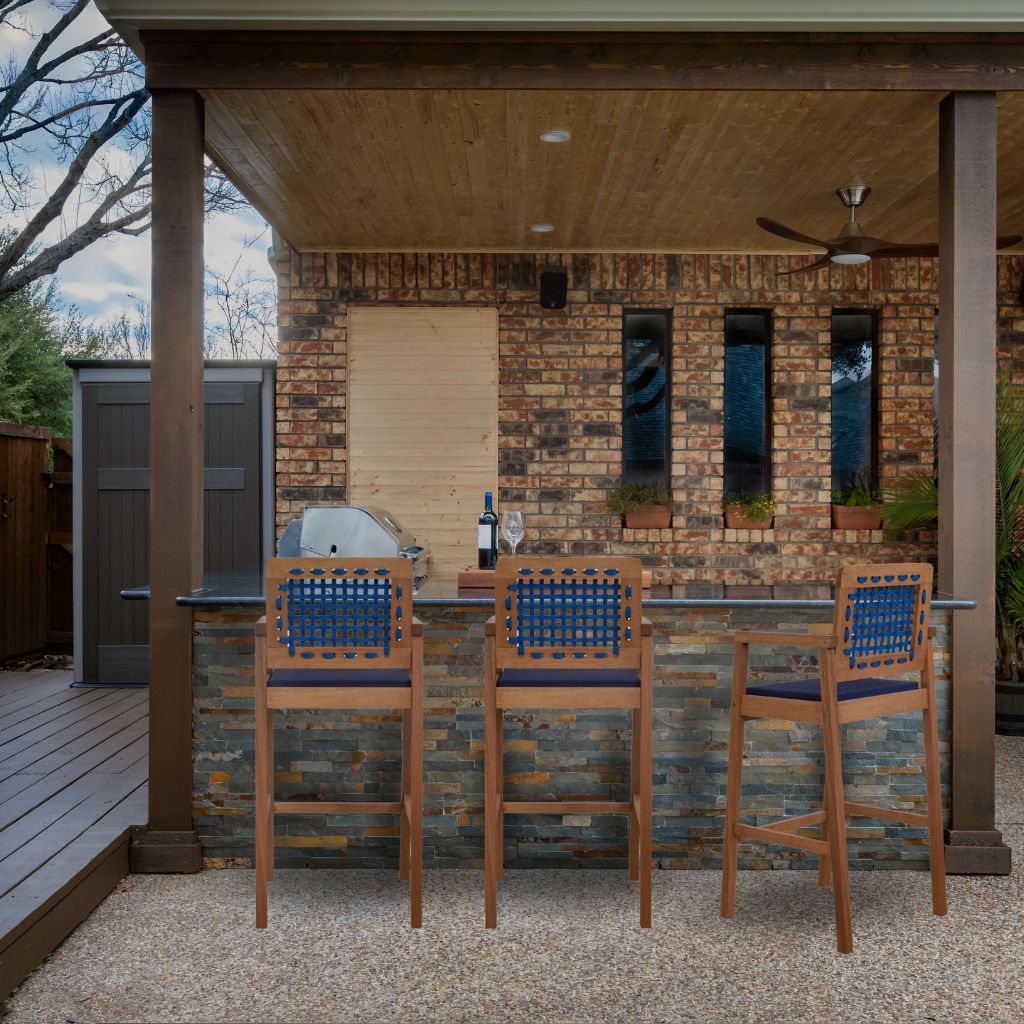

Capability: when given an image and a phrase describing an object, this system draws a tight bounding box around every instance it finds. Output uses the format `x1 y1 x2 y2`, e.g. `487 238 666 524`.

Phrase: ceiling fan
757 185 1023 275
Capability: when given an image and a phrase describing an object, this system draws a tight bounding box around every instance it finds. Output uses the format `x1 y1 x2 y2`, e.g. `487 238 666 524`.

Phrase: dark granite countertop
121 568 976 611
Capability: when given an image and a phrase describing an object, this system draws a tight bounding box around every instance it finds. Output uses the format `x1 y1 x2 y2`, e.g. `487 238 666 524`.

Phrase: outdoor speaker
539 270 568 310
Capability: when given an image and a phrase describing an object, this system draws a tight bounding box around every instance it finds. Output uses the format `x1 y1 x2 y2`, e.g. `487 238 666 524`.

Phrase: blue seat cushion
498 668 640 687
270 668 410 687
746 676 918 702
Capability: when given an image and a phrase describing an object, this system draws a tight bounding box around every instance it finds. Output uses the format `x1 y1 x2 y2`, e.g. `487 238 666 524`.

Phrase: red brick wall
274 251 1024 585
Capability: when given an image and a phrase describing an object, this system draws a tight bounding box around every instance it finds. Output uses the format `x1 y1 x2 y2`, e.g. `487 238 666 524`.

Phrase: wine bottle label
478 525 492 548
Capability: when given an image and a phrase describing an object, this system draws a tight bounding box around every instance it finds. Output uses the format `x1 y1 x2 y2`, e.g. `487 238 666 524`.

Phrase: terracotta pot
725 507 773 530
831 503 882 530
623 505 672 529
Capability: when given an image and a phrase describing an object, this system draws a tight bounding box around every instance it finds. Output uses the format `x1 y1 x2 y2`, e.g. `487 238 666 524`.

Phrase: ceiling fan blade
756 217 831 250
866 234 1022 258
776 255 833 276
867 243 939 258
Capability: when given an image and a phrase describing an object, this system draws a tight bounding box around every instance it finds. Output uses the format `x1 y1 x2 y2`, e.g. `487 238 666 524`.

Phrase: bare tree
205 234 278 360
0 0 244 303
92 293 150 359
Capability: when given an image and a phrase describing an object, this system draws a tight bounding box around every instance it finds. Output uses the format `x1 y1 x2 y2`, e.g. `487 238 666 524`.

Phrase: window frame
830 307 880 493
621 307 673 487
723 307 773 497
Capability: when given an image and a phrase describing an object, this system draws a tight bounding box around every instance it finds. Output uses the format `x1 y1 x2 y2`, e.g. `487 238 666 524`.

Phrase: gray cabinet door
81 380 263 683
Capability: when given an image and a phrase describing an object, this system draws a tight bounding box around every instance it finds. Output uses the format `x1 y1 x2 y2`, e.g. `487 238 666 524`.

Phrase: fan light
539 129 571 143
831 252 871 265
531 223 555 233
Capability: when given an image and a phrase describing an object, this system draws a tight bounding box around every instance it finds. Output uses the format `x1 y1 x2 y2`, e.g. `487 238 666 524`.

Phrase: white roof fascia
93 0 1024 32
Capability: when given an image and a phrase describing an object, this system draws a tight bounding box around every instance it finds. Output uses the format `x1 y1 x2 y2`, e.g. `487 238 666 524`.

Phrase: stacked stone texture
193 605 952 870
275 249 1023 585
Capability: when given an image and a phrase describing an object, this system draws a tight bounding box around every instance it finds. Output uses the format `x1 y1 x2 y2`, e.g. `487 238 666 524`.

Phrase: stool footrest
503 800 633 815
759 810 827 834
273 801 403 815
735 823 828 855
842 800 929 827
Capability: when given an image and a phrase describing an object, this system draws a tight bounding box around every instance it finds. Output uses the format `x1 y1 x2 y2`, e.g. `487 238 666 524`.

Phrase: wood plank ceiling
203 89 1024 252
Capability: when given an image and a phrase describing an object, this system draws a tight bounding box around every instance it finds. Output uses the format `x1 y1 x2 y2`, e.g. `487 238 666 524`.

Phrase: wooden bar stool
721 562 947 953
484 556 653 928
254 557 423 928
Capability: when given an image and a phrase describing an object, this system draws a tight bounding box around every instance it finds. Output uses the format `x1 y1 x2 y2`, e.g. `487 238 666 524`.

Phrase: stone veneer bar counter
125 575 973 871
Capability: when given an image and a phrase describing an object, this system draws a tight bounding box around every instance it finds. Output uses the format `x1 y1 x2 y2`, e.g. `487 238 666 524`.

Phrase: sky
1 1 274 333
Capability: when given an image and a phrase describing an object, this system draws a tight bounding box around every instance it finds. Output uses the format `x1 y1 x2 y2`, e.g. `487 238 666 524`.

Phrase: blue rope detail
519 568 533 576
288 568 304 576
355 568 369 576
331 567 347 575
275 596 282 610
504 572 623 658
396 626 402 641
911 573 920 581
605 568 619 576
396 585 403 599
564 568 576 575
842 582 920 670
375 568 390 576
279 573 394 659
310 567 325 576
322 652 335 660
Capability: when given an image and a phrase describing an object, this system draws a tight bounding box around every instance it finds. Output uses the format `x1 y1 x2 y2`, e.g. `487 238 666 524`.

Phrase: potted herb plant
832 468 883 530
724 492 776 530
883 377 1024 734
607 481 673 529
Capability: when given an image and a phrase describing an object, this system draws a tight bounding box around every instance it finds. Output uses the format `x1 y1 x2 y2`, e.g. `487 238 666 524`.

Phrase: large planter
624 505 672 529
996 679 1024 736
725 507 773 530
831 503 883 530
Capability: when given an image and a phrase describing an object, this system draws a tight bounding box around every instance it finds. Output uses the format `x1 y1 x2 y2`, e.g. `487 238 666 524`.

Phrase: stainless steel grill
277 504 430 586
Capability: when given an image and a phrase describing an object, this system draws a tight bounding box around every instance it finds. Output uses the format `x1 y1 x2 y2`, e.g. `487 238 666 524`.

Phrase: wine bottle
478 491 498 569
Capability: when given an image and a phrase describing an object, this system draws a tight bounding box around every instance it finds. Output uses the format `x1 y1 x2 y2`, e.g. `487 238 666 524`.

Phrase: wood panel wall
347 307 499 581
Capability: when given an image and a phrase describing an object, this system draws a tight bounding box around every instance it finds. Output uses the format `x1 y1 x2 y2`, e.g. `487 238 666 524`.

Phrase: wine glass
500 510 525 557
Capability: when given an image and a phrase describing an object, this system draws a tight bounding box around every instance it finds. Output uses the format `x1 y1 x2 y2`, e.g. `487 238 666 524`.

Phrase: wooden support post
938 91 1011 875
131 89 205 873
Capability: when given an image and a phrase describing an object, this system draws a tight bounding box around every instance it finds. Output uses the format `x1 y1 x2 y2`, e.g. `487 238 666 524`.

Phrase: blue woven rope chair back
832 562 933 682
494 557 643 669
265 557 413 669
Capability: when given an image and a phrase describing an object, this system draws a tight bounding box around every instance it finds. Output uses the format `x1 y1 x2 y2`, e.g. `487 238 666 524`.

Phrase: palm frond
880 473 938 531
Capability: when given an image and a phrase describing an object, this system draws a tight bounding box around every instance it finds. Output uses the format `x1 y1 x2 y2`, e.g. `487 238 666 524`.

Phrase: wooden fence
0 424 73 662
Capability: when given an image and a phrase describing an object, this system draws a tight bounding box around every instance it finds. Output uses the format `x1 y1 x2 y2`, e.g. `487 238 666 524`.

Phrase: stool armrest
484 614 496 636
734 630 836 649
255 615 266 637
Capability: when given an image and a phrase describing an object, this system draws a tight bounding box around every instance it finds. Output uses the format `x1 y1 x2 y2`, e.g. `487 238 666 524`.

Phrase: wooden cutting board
458 566 653 589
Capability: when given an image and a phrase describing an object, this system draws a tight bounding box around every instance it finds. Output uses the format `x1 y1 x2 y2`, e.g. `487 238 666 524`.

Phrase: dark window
622 310 671 485
724 310 771 495
831 310 878 491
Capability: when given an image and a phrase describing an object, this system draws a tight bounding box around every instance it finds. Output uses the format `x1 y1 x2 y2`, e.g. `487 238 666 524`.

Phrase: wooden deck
0 670 148 1000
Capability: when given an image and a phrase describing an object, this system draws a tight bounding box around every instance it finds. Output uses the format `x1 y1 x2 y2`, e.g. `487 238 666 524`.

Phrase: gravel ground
4 739 1024 1024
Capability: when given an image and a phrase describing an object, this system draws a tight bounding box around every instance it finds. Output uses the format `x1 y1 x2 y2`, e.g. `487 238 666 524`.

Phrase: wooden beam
938 91 1011 875
139 89 204 873
141 30 1024 91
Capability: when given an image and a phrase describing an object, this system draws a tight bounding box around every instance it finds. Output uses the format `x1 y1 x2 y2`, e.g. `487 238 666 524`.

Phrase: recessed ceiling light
539 129 571 144
530 223 555 233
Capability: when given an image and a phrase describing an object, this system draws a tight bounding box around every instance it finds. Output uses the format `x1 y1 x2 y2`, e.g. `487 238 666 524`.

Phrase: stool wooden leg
821 671 853 955
495 705 505 882
721 641 748 919
922 656 948 916
409 641 424 929
264 708 274 882
255 662 270 928
817 774 831 889
629 707 640 881
399 708 411 883
484 641 499 928
638 633 653 929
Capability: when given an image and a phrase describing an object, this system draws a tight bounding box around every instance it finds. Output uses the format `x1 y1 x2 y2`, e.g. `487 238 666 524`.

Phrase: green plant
832 466 879 506
832 486 880 507
606 481 672 516
882 376 1024 681
724 492 777 520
